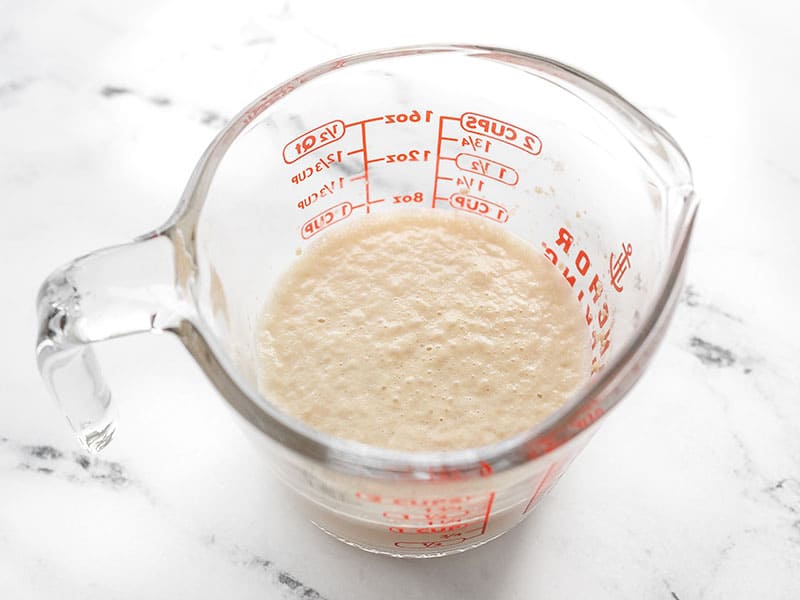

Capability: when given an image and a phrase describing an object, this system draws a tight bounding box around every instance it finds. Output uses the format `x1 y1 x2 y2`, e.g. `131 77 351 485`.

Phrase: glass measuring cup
35 45 697 557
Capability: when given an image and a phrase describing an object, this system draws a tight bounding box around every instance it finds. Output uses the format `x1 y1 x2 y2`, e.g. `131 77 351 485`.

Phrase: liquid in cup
256 210 591 451
35 46 697 557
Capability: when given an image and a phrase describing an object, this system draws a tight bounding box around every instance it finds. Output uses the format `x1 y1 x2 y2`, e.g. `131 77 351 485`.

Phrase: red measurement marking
481 491 495 535
460 112 542 156
383 109 433 124
283 120 345 164
301 202 352 239
360 122 372 214
296 177 345 209
394 537 474 549
241 89 289 126
241 99 270 126
569 397 605 430
356 492 486 507
290 151 344 185
392 192 424 205
350 174 366 182
441 136 459 142
385 491 496 549
455 175 484 193
449 193 509 223
440 156 456 161
347 148 364 156
524 433 560 460
541 226 612 372
418 462 493 481
523 463 558 514
460 135 493 153
384 150 431 163
344 117 383 127
366 157 385 164
455 153 519 186
609 242 633 292
437 176 454 181
431 116 445 208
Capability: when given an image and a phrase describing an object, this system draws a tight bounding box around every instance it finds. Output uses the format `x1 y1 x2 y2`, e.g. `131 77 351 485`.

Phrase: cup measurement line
297 111 538 239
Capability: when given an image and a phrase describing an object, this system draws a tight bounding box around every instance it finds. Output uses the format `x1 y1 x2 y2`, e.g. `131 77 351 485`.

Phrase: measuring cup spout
35 233 189 452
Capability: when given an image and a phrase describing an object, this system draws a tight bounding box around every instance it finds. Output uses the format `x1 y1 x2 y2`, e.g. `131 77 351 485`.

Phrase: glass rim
163 44 698 480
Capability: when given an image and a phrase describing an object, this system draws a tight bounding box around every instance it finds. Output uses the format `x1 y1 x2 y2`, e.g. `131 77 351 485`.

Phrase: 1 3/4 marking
461 135 492 153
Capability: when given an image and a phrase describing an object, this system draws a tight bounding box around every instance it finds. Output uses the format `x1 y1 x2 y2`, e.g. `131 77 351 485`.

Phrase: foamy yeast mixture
256 211 589 451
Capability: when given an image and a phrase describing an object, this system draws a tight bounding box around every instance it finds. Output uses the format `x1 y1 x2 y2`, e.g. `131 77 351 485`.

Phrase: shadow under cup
36 46 696 557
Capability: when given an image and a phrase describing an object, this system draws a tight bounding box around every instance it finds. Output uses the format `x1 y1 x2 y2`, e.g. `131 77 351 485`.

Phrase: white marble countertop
2 1 799 598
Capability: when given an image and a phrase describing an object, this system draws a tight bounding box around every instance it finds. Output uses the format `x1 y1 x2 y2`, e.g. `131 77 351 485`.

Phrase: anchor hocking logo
609 242 633 292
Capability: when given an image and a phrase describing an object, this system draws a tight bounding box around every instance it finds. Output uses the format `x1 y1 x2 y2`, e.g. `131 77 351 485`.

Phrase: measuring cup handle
35 233 189 452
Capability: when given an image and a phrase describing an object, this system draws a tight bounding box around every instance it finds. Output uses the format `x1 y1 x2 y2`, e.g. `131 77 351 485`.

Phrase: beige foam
257 211 589 451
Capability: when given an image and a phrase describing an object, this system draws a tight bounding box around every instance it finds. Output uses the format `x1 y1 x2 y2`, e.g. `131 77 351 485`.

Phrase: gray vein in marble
198 110 226 127
277 571 326 599
1 436 135 490
747 361 799 422
764 479 800 539
99 85 228 129
696 381 800 544
211 539 331 600
729 430 758 479
766 158 800 186
0 79 28 97
148 95 172 106
2 432 336 597
288 113 307 134
681 284 743 323
243 36 277 46
298 24 339 50
2 435 334 594
100 85 131 98
679 285 758 373
688 336 736 368
274 0 292 19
